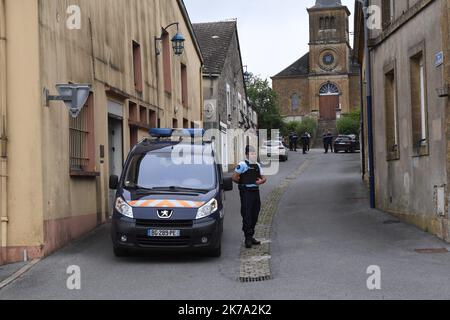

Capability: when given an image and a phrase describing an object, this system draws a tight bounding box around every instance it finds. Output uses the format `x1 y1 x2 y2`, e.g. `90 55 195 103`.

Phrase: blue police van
109 128 233 258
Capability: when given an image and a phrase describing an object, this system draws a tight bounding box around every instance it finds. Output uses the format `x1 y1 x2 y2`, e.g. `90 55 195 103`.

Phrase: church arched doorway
319 82 340 120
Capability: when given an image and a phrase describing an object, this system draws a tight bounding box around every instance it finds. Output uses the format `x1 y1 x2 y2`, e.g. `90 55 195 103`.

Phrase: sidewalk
0 259 42 292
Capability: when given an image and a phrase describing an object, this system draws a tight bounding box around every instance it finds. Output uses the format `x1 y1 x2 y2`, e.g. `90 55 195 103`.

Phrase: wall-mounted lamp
243 65 251 83
44 84 91 118
155 22 185 56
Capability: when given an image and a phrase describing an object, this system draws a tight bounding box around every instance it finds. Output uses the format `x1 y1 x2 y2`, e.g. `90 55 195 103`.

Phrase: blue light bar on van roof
149 128 173 138
149 128 205 138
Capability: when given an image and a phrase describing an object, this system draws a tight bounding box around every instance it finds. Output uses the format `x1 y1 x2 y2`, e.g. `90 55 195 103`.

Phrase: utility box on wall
434 185 446 217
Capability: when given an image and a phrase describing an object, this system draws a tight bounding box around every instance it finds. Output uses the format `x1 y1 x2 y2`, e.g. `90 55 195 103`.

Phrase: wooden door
319 95 339 120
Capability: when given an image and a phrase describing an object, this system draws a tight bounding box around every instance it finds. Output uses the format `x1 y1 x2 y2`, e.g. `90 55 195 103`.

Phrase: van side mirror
223 176 233 192
109 175 119 190
216 164 224 180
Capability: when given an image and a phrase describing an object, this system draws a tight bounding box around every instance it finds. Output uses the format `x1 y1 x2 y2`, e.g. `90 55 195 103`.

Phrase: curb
0 259 41 291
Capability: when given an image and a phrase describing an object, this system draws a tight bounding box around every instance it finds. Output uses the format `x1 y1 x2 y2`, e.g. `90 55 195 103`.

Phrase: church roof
272 51 360 79
272 53 310 78
313 0 342 8
193 21 237 75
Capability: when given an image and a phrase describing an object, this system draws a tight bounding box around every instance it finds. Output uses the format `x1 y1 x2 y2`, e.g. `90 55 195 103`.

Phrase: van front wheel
113 245 129 257
206 244 222 258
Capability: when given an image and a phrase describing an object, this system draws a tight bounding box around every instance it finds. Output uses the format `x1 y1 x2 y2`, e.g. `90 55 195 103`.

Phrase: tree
336 108 361 135
246 74 284 132
283 118 318 140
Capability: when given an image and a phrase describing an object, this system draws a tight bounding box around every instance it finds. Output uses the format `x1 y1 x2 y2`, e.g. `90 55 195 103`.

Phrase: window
124 153 216 191
183 118 189 129
132 41 143 92
181 64 188 108
173 118 178 128
226 84 231 123
69 93 95 173
382 0 394 29
384 67 399 160
410 51 428 156
130 127 138 147
149 109 157 128
163 32 172 94
291 93 300 111
238 93 242 111
129 101 138 122
139 106 147 125
319 82 339 95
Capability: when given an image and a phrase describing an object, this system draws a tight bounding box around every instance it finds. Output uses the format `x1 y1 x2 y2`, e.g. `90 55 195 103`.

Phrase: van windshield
123 153 216 191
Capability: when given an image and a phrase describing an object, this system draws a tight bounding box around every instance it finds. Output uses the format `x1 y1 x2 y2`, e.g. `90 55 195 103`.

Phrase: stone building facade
272 0 360 124
193 21 257 172
354 0 450 241
0 0 203 265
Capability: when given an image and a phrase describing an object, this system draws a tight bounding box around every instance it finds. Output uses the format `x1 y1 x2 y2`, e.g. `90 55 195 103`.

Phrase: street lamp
243 66 251 83
155 22 185 56
44 84 91 118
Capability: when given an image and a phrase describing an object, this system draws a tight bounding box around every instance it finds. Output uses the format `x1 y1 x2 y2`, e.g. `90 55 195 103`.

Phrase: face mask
247 153 258 164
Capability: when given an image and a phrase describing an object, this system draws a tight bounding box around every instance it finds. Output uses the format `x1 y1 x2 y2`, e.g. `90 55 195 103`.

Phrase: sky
184 0 355 81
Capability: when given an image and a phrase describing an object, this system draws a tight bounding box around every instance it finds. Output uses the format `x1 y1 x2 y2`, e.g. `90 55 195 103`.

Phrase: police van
109 128 233 258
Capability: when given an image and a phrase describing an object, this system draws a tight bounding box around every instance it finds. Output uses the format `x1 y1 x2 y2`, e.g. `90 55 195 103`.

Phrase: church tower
271 0 360 124
307 0 351 75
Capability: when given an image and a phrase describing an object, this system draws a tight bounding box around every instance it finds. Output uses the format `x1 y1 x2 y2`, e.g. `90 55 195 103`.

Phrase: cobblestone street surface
1 150 450 300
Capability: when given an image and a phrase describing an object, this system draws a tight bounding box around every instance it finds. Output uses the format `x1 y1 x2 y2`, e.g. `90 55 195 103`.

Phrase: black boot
251 238 261 246
245 238 253 249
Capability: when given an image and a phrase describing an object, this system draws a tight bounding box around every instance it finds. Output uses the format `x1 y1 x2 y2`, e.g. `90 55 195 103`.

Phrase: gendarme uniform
235 160 263 241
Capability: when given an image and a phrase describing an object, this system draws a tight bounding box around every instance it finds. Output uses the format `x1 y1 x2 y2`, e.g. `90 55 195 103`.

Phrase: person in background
300 132 310 155
323 130 334 154
306 132 312 151
292 132 299 152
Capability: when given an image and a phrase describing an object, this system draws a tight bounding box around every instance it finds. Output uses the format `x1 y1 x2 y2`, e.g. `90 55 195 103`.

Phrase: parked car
109 128 233 258
260 140 289 162
334 135 360 153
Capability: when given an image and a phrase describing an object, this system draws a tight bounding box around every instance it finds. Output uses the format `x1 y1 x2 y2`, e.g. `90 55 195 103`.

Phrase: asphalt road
1 149 450 300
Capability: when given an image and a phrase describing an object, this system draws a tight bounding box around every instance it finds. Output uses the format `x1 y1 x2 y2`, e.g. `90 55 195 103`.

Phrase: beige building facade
354 0 450 241
0 0 203 265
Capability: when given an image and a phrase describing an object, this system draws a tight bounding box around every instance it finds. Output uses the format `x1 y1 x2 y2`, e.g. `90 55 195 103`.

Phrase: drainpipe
363 0 376 208
359 65 366 180
0 0 8 262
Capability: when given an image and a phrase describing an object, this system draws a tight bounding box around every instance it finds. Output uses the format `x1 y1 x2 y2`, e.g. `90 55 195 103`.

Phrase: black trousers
239 189 261 239
324 142 333 153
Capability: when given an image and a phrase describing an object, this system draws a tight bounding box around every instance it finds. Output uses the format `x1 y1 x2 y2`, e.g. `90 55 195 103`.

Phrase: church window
291 94 300 111
323 53 335 65
319 82 339 95
330 17 336 29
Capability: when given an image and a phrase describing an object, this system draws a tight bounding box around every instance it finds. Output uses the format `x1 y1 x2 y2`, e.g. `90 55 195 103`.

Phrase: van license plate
148 229 181 237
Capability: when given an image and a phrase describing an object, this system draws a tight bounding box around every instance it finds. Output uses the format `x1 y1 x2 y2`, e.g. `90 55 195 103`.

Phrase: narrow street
1 150 450 300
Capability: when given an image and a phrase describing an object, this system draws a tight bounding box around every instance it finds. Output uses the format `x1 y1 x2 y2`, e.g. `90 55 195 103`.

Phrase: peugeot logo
157 209 173 219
